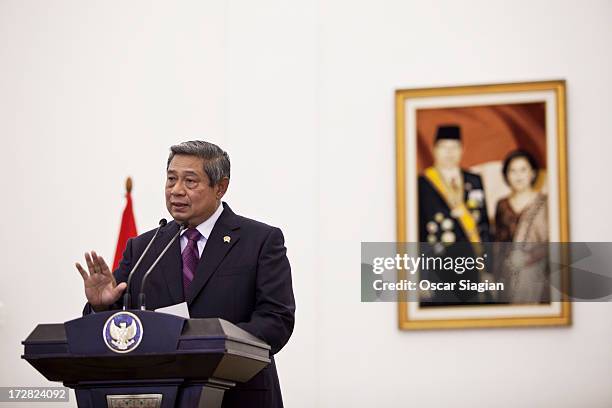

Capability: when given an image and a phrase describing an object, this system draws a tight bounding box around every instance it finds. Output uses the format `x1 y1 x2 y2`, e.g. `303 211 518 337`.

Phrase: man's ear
216 177 230 199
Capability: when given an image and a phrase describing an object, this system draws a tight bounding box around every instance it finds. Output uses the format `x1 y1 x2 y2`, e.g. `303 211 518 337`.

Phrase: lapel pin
223 235 231 243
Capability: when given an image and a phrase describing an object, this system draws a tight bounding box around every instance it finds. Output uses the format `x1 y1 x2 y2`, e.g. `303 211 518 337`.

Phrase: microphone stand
138 224 187 310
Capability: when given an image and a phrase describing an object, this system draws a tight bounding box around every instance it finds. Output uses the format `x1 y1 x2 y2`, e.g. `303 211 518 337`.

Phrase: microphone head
158 218 168 227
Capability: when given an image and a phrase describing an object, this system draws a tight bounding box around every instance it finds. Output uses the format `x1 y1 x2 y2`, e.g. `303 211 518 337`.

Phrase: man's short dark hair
167 141 230 186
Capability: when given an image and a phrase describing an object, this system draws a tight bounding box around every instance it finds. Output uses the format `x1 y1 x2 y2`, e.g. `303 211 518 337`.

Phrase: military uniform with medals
418 125 490 304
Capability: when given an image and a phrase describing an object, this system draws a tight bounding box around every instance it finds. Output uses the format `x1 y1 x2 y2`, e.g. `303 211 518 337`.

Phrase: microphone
122 218 167 310
138 223 187 310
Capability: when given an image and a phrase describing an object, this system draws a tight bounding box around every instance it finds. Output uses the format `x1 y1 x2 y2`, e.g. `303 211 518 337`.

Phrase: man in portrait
75 141 296 408
418 125 491 304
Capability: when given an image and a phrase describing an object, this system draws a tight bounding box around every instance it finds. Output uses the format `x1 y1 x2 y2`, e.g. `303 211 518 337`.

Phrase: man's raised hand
76 251 126 311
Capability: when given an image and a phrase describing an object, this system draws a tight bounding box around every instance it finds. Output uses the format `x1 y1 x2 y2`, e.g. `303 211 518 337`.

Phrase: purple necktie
182 228 202 295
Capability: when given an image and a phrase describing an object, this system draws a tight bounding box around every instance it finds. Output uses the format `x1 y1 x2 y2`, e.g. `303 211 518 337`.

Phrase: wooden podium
22 310 270 408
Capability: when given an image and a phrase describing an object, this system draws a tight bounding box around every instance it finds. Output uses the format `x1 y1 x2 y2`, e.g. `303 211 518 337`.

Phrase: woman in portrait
494 150 549 303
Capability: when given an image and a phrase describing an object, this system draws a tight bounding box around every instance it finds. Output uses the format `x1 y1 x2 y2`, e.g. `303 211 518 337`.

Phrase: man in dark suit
418 125 490 304
76 141 295 408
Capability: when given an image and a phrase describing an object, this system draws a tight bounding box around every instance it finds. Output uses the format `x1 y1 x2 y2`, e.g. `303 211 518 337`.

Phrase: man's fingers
113 282 127 298
84 252 96 274
75 262 88 281
91 251 103 275
98 255 112 276
98 255 117 284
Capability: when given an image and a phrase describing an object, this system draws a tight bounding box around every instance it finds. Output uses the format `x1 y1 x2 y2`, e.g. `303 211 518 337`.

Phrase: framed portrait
395 80 571 330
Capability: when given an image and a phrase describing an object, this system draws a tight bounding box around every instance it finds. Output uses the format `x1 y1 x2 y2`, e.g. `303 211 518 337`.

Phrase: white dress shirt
437 167 462 188
179 203 224 257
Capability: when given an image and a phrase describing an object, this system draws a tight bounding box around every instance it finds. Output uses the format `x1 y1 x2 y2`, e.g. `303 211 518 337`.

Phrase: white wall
0 1 610 407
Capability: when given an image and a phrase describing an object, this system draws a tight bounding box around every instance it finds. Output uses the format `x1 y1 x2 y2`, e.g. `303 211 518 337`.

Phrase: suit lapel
186 203 241 305
156 221 185 304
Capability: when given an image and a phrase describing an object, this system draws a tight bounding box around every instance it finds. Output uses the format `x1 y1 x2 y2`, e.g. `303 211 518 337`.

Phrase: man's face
433 139 463 169
165 154 226 227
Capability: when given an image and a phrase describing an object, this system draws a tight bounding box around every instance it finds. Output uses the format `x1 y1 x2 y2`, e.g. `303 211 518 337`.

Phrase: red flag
113 177 138 270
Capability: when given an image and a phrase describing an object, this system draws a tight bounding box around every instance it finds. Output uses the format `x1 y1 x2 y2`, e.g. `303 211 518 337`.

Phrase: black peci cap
435 125 461 142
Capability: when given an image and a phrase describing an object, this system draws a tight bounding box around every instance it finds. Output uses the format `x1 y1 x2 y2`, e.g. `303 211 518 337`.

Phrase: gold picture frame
396 80 571 330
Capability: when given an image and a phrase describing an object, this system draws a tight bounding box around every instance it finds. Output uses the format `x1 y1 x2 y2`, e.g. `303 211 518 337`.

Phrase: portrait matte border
395 80 571 330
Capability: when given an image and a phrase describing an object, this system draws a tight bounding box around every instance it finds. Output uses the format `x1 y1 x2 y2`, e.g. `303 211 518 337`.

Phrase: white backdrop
0 1 610 407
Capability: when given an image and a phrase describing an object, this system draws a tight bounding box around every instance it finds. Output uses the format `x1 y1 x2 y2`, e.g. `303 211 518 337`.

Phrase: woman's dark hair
502 149 539 186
